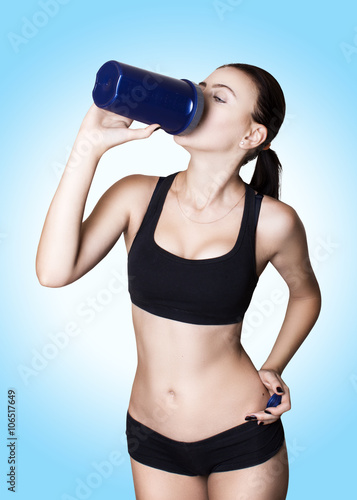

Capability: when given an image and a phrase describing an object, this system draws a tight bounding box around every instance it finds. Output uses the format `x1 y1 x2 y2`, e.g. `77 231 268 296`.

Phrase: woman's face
174 66 263 156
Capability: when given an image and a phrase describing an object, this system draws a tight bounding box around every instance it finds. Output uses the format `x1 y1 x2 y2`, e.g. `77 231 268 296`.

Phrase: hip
128 351 271 442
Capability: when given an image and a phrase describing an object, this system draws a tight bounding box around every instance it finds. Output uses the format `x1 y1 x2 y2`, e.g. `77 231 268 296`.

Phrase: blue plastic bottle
267 394 282 407
92 60 204 136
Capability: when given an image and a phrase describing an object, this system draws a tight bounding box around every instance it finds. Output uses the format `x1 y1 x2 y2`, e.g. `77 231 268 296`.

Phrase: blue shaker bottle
267 394 282 407
92 60 204 136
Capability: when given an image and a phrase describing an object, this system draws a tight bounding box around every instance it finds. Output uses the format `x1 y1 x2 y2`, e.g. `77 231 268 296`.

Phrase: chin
172 133 192 152
173 131 192 143
174 132 230 155
173 126 206 148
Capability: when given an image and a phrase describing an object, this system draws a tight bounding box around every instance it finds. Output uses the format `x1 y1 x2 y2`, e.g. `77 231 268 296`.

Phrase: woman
36 63 321 500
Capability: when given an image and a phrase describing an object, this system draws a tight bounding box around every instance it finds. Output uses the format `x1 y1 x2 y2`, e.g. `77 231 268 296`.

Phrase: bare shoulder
257 192 307 259
260 194 304 234
111 173 160 199
107 173 160 232
103 173 159 208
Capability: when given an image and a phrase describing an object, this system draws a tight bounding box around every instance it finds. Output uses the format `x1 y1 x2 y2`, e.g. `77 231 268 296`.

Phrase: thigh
207 441 289 500
130 457 209 500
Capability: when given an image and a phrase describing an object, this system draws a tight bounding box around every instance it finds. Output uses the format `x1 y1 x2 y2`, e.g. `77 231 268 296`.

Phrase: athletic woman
36 63 321 500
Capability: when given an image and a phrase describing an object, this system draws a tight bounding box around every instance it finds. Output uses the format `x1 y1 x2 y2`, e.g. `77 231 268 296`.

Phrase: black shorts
126 411 285 476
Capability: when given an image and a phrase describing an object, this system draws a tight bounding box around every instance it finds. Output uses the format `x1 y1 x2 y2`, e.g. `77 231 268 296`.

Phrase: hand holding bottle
79 103 161 157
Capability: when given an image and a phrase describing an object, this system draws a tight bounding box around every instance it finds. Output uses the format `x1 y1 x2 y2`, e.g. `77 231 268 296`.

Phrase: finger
276 379 291 401
279 391 292 412
262 404 286 421
268 386 291 413
245 411 280 425
262 372 288 401
126 123 161 141
245 392 291 423
275 379 289 396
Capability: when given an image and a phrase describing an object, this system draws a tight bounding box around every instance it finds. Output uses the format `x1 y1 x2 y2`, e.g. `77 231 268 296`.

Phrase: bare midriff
128 303 271 442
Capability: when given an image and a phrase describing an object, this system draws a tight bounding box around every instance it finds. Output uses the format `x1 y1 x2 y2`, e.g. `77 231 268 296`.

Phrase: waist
129 307 271 440
132 303 245 372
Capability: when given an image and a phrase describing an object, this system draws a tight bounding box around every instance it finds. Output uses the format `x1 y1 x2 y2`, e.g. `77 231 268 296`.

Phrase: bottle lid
175 80 204 136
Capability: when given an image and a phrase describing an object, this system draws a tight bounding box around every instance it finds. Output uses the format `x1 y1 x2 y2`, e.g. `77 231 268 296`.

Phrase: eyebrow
198 81 237 98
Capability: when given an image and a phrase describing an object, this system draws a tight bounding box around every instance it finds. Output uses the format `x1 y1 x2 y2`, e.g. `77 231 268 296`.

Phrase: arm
36 104 160 287
245 201 322 424
260 203 322 375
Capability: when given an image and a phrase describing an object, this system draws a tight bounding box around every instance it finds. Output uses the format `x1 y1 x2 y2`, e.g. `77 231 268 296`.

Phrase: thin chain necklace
174 174 246 224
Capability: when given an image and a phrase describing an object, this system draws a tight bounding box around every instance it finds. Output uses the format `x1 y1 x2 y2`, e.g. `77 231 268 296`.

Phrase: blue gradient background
1 1 356 498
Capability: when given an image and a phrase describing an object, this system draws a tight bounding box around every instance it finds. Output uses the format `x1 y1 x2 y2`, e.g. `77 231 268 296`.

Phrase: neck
176 152 245 211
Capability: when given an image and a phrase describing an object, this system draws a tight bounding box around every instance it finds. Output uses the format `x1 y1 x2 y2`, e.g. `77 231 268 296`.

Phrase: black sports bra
127 172 264 325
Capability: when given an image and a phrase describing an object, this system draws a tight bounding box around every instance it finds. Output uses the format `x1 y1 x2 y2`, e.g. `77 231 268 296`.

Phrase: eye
213 95 225 103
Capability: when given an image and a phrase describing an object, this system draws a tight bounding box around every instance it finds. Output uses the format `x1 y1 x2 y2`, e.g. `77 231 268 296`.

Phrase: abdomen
128 305 271 441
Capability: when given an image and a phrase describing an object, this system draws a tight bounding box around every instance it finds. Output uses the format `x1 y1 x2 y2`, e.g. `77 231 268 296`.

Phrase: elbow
316 287 322 318
290 274 322 309
36 272 69 288
35 264 71 288
312 279 322 315
35 252 75 287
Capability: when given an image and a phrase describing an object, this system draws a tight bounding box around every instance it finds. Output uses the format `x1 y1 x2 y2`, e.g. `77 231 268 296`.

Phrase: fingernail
276 387 284 393
245 416 257 421
258 421 264 426
264 410 272 414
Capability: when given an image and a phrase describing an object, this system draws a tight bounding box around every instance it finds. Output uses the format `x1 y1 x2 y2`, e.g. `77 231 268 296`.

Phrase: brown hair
218 63 286 199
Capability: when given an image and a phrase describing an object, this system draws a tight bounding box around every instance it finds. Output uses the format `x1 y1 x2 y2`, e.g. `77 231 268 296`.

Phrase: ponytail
217 63 286 200
250 148 282 199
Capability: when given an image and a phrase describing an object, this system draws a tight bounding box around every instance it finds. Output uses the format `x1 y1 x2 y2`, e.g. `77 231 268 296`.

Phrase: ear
242 124 268 150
